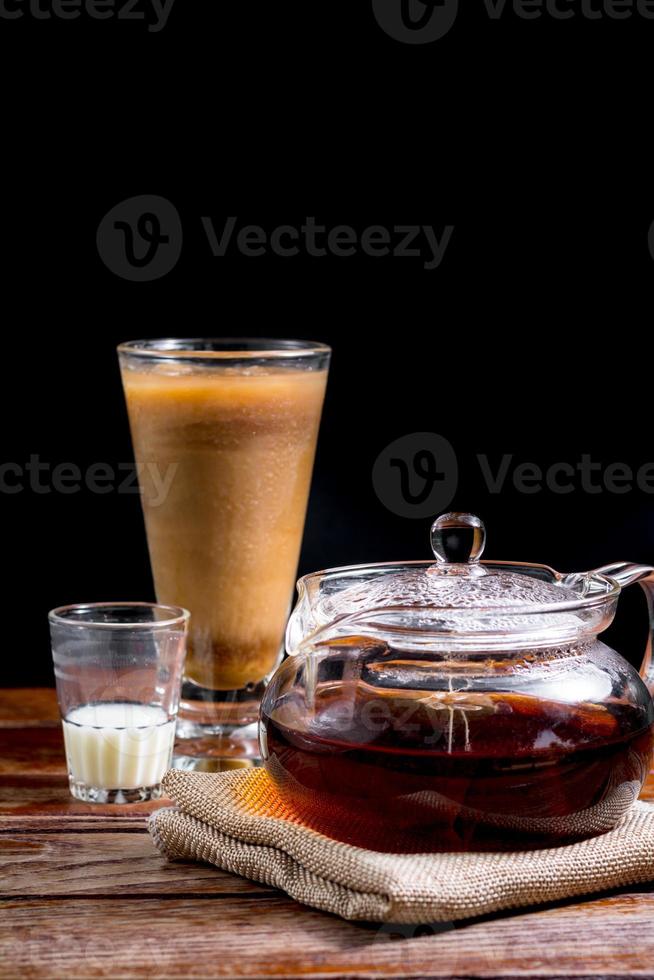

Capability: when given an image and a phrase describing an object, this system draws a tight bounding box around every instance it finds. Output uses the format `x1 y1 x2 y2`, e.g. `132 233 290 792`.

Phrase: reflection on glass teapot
260 514 654 852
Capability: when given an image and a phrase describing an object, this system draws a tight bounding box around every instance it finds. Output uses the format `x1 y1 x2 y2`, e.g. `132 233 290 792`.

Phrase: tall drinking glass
118 339 330 766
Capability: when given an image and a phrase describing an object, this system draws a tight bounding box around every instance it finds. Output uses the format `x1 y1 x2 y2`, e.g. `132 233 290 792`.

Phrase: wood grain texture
0 832 272 896
3 893 654 979
0 776 166 829
3 688 654 978
0 689 60 728
0 727 67 775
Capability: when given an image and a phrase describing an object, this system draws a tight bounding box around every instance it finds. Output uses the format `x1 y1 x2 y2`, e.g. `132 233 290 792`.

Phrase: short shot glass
49 602 189 804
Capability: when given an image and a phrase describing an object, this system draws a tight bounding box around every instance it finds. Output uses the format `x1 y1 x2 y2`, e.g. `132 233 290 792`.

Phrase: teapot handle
594 563 654 695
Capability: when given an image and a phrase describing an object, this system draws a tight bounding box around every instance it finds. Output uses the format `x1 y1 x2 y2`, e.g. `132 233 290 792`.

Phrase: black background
0 0 652 685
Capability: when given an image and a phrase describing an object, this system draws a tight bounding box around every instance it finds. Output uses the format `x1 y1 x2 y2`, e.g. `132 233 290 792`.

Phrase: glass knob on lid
431 513 486 566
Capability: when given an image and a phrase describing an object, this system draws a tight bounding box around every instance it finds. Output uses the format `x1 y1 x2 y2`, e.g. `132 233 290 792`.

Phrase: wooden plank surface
0 775 166 829
4 893 654 979
0 688 60 728
2 688 654 979
1 832 273 896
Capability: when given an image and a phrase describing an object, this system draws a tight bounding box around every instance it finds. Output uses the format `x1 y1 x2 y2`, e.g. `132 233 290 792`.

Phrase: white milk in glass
62 703 175 789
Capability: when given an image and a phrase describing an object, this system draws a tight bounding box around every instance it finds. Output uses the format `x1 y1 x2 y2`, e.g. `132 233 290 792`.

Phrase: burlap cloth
149 768 654 924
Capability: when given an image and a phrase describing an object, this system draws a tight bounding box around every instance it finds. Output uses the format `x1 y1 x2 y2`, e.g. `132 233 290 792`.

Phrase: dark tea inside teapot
260 514 654 852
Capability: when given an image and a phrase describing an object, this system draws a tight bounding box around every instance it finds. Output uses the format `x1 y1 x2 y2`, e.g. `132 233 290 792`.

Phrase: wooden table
3 690 654 979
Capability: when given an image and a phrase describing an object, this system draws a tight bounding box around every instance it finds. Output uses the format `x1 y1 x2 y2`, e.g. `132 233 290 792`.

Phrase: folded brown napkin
149 768 654 924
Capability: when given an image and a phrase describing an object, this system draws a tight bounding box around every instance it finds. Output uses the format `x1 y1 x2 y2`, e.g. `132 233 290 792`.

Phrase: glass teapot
260 513 654 852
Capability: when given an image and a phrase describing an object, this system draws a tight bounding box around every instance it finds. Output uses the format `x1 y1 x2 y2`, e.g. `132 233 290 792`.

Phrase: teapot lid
362 513 578 609
294 513 621 651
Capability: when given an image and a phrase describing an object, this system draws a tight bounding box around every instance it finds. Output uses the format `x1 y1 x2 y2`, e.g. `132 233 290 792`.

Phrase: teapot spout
593 562 654 695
